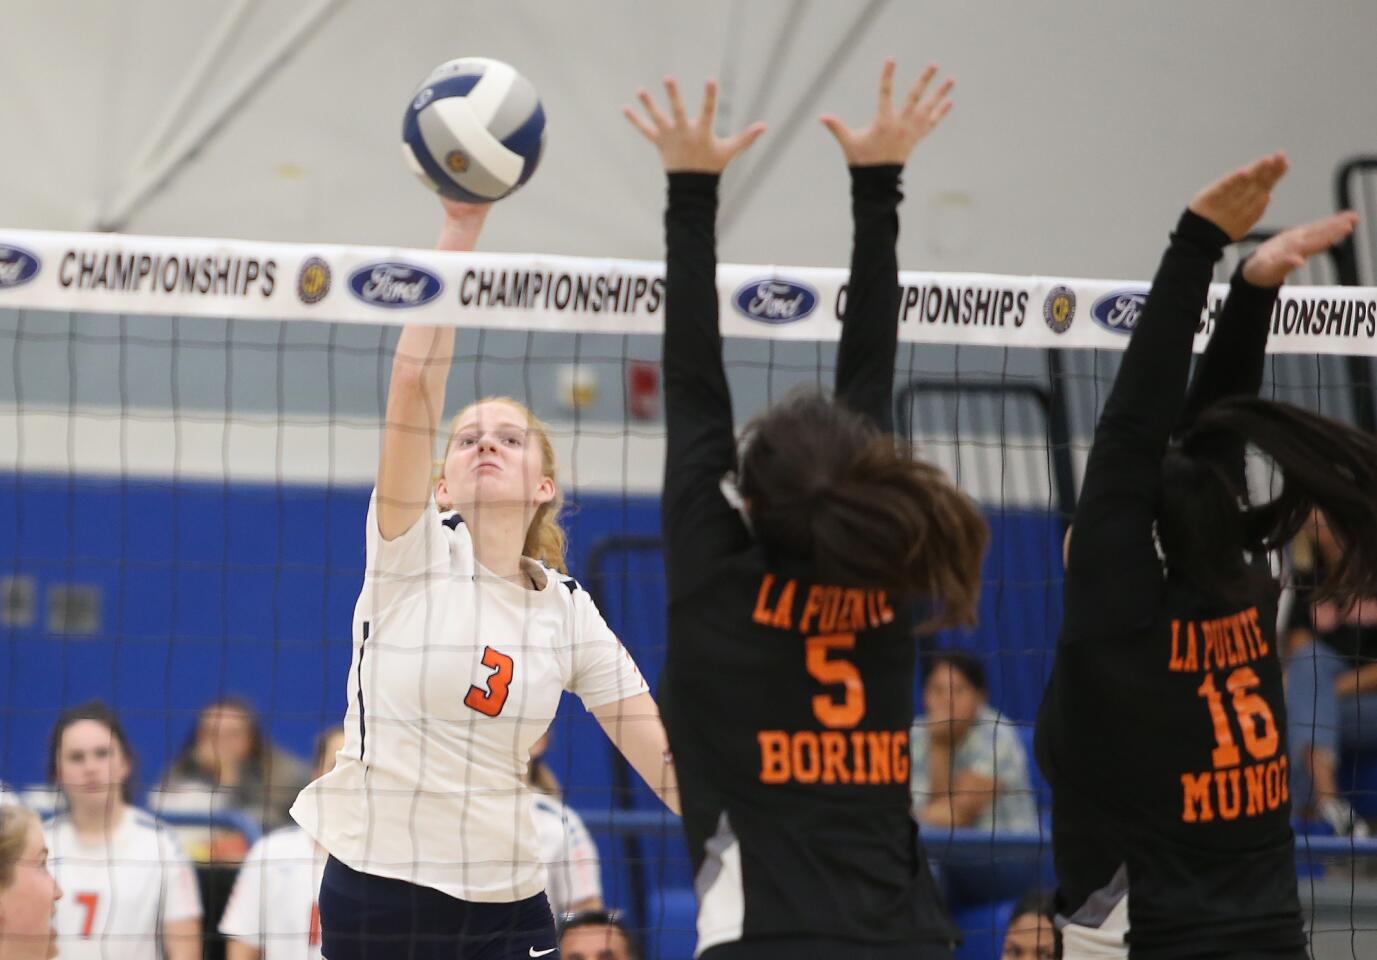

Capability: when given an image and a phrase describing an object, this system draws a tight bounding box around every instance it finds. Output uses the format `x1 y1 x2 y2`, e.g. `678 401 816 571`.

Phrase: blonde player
290 198 678 960
219 728 345 960
45 702 202 960
0 804 64 960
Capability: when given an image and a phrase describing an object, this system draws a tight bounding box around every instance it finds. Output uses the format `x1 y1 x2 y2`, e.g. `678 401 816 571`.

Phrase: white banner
2 228 1375 356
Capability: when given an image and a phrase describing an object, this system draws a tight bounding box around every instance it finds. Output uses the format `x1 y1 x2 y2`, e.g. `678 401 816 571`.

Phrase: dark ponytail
738 392 989 630
1164 396 1377 600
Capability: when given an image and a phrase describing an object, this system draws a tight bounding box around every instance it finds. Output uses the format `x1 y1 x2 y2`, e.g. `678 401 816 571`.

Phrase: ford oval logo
348 261 443 308
1090 289 1150 334
0 244 41 289
732 277 819 325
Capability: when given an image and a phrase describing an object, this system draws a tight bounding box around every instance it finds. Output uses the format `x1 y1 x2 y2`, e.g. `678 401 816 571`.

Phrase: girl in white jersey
0 804 64 960
44 702 203 960
291 197 679 960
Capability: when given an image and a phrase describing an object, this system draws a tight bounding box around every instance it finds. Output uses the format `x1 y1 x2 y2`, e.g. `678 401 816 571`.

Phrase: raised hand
1242 211 1359 287
623 77 766 173
1187 152 1289 242
819 58 954 166
436 197 491 251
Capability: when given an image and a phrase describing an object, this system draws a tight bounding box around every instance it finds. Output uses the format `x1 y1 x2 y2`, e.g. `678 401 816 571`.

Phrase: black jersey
1034 211 1304 958
657 168 954 954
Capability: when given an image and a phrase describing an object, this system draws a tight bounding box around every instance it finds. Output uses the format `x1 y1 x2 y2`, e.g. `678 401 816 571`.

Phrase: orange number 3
464 646 515 718
805 633 866 728
1196 666 1279 768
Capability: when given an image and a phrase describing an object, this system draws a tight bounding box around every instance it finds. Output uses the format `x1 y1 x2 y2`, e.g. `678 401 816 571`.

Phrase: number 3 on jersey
464 646 515 717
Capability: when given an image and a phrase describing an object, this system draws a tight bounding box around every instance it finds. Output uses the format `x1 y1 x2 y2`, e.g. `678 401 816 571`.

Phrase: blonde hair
0 805 37 890
438 396 568 574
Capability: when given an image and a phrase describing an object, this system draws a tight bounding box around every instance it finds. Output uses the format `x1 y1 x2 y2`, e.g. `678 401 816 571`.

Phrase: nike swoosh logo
529 949 556 958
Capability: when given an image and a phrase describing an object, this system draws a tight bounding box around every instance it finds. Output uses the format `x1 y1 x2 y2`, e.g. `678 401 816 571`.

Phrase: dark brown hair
169 696 268 782
738 392 988 629
47 700 137 804
1160 397 1377 604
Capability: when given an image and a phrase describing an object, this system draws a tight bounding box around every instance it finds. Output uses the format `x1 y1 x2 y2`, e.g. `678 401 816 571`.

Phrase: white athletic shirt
531 794 602 918
46 808 202 960
291 491 648 903
220 826 326 960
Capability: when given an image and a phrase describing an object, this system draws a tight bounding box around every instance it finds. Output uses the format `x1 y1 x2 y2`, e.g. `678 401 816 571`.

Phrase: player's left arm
826 59 954 431
163 918 202 960
592 692 680 816
1180 213 1356 426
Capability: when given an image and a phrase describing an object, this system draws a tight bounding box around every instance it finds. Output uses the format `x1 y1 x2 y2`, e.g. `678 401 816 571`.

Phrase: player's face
559 924 632 960
923 663 983 730
197 705 254 772
316 730 347 779
0 820 63 959
55 721 129 811
1001 911 1055 960
440 400 554 519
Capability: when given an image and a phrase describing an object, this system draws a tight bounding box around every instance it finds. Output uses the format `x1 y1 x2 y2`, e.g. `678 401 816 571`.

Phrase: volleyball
401 57 546 203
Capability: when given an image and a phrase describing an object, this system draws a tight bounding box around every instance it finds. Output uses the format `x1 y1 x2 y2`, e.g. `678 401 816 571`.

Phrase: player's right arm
375 201 490 540
1066 154 1287 635
623 79 764 592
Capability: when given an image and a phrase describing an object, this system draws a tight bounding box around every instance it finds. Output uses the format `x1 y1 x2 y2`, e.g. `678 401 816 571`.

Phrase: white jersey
531 794 601 918
219 826 326 960
291 492 648 903
46 808 202 960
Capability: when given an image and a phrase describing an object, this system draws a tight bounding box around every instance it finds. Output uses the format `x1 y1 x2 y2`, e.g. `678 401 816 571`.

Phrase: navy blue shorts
319 856 559 960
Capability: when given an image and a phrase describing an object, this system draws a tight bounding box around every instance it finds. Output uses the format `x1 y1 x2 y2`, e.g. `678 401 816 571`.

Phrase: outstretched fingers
902 63 939 116
636 88 670 132
622 104 657 142
664 76 689 127
699 78 719 128
876 57 896 116
726 121 768 157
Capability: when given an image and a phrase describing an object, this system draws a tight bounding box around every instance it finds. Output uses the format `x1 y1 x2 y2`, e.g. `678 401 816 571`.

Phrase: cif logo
1090 288 1149 334
732 277 819 324
1042 285 1075 334
0 245 41 289
297 257 331 305
348 261 444 308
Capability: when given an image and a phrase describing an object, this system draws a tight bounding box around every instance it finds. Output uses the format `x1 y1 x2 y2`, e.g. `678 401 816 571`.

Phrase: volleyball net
3 225 1377 959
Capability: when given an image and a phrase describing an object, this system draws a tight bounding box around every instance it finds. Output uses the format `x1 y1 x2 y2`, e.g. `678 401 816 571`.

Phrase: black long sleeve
661 172 751 600
835 165 904 431
1064 210 1229 636
1179 261 1279 428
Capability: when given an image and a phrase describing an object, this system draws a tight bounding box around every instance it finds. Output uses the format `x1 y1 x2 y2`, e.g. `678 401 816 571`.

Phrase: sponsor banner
0 228 1375 356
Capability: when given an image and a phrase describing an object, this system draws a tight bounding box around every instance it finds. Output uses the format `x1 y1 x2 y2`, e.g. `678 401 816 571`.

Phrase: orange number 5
464 646 515 717
1197 666 1279 768
805 633 866 728
75 891 99 938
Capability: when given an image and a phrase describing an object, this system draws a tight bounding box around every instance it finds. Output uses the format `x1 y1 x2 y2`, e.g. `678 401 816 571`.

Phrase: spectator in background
160 697 310 832
558 909 638 960
0 804 63 960
911 650 1038 834
46 700 202 960
219 726 345 960
1286 509 1377 837
1001 889 1059 960
526 731 603 917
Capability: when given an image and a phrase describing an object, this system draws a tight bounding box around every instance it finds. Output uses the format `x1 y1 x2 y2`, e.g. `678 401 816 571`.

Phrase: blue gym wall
1 473 1062 797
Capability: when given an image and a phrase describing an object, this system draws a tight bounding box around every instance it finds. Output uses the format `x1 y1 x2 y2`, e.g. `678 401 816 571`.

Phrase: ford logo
732 277 819 325
1090 289 1149 334
348 261 443 308
0 245 41 289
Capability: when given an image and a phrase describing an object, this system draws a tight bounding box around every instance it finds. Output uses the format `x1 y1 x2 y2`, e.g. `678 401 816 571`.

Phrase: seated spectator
46 700 202 960
1285 509 1377 836
219 726 345 960
559 909 639 960
527 731 603 917
910 650 1038 834
159 696 310 833
0 803 63 960
1002 889 1060 960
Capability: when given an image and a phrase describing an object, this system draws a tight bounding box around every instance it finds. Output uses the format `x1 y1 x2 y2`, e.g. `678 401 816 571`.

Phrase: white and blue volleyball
401 57 546 203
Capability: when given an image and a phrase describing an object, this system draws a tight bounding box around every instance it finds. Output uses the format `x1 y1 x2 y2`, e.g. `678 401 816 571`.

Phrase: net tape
3 228 1377 355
